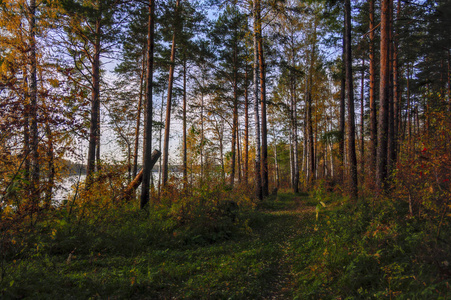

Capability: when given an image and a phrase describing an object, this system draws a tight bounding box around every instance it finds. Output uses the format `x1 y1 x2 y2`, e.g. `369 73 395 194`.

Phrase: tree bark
133 54 146 179
387 0 395 175
369 0 377 175
29 0 39 199
141 0 155 208
86 13 101 184
161 0 180 187
230 36 238 187
237 121 242 184
360 58 365 179
244 64 249 184
448 49 450 109
253 0 262 200
182 57 188 189
345 0 358 199
256 0 268 197
407 64 411 149
339 34 346 184
45 121 54 207
23 68 30 184
377 0 391 192
393 0 400 157
307 26 316 185
291 51 299 193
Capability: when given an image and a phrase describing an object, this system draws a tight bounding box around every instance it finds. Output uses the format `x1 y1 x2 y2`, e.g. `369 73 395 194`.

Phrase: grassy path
257 193 316 299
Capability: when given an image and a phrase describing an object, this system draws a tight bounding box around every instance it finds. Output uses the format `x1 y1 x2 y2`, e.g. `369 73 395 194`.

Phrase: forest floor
2 192 318 299
2 191 450 299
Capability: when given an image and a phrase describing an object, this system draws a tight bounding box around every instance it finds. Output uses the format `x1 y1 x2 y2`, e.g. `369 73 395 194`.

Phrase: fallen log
118 149 161 201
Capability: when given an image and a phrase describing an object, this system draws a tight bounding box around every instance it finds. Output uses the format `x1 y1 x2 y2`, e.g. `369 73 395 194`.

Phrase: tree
368 0 377 176
376 0 391 192
256 0 269 197
253 0 262 200
141 0 156 208
344 0 358 199
161 0 181 187
60 0 123 183
210 4 247 187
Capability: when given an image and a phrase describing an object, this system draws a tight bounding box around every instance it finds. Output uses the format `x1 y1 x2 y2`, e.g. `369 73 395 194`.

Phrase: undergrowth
1 179 450 299
291 193 451 299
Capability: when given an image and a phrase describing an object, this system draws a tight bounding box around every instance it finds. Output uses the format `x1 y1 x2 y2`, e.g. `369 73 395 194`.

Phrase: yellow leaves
51 228 57 239
48 78 60 88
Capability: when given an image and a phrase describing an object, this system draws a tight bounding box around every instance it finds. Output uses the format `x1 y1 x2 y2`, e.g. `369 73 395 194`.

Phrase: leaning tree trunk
121 150 160 202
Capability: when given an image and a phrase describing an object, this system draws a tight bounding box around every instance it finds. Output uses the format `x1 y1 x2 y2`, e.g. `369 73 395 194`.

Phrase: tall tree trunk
377 0 391 192
182 57 188 189
87 15 101 183
448 49 450 109
369 0 377 176
339 36 346 184
200 91 204 183
230 39 238 187
307 92 314 184
23 68 30 184
219 121 225 183
360 58 365 179
253 0 262 200
158 91 164 198
387 0 395 176
29 0 39 199
96 110 101 172
273 132 280 188
302 105 308 183
256 0 268 197
140 0 155 208
244 65 249 184
291 54 299 193
133 55 146 179
289 126 294 189
393 0 400 157
407 64 411 149
237 121 242 184
44 121 54 207
307 27 316 185
161 0 180 187
345 0 358 199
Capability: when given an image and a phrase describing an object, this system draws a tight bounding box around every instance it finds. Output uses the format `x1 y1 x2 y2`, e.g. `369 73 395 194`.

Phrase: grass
1 192 315 299
1 190 450 299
